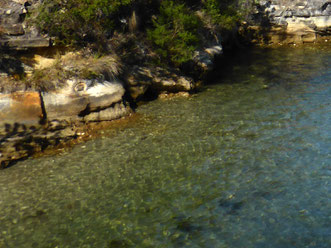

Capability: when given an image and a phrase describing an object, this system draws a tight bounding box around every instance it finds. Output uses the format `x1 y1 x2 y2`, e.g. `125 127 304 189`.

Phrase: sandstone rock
33 55 56 70
42 79 126 122
1 24 25 35
0 122 77 168
283 10 293 17
1 37 50 49
125 66 194 100
0 91 44 167
0 0 50 49
83 103 129 122
0 91 43 126
0 79 129 167
292 9 311 17
301 32 317 42
194 45 223 71
247 0 331 45
270 10 283 17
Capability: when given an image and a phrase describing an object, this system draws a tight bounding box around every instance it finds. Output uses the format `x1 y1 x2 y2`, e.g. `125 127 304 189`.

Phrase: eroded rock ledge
0 80 130 167
244 0 331 45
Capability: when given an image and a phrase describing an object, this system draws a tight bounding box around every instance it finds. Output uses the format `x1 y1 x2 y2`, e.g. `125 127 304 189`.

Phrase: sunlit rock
42 79 127 122
246 0 331 45
0 91 43 127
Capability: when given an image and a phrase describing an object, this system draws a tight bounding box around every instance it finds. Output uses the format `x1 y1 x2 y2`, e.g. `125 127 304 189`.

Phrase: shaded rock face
193 45 223 72
125 66 194 100
246 0 331 44
0 80 129 168
0 0 49 49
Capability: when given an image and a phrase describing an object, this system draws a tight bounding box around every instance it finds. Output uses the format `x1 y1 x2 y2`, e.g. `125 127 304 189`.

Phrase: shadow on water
207 45 331 90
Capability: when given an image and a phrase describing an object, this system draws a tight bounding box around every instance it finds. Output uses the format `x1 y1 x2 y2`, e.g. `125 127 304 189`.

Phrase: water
0 46 330 247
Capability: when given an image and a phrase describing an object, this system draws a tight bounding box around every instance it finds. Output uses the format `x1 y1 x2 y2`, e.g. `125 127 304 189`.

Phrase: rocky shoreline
243 0 331 45
1 0 330 168
0 55 205 168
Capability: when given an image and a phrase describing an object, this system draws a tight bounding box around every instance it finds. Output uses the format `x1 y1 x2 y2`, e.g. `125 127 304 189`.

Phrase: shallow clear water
0 46 330 248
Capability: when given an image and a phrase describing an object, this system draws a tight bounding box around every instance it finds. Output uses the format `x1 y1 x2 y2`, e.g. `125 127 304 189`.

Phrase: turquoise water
0 46 330 247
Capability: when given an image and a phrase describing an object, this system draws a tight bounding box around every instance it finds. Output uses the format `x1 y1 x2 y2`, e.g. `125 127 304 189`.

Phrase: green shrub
32 0 247 67
35 0 133 49
147 1 200 67
203 0 241 31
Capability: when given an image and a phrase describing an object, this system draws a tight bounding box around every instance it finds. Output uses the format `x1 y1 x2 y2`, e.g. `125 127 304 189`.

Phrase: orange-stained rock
0 91 43 126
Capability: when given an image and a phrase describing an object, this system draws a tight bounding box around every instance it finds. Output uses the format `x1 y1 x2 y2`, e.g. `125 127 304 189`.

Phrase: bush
147 1 200 67
35 0 133 49
203 0 241 31
33 0 246 66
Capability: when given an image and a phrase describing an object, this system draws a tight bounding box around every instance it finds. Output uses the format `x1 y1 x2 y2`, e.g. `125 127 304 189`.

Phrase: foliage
33 0 247 67
202 0 241 31
147 1 200 66
35 0 133 49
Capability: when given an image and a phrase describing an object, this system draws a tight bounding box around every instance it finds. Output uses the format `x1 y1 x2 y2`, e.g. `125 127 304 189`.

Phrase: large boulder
42 79 128 123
